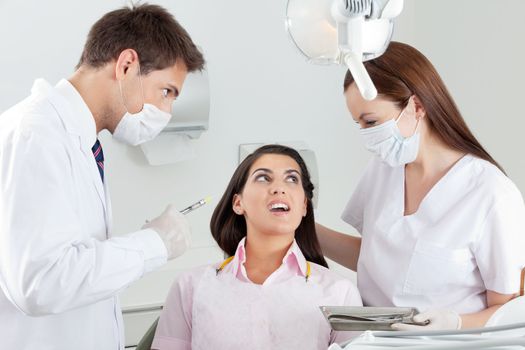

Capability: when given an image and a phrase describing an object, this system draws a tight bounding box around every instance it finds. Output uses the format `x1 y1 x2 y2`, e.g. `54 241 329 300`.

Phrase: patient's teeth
270 203 289 211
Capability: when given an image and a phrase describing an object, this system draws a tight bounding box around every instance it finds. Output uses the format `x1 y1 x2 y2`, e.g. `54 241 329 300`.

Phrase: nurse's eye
364 120 377 126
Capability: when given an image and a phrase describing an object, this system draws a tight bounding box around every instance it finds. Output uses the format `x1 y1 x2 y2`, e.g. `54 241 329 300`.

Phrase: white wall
1 0 524 346
408 0 525 189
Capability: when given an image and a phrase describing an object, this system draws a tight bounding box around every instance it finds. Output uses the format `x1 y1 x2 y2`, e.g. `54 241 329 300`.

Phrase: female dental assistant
317 41 525 330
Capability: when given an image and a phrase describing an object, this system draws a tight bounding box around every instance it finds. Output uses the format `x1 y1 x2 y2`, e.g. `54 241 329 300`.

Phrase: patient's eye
255 174 271 182
286 175 299 183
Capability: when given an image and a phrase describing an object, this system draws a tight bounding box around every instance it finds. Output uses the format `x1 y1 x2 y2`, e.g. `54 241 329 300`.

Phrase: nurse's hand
143 204 192 259
391 309 462 331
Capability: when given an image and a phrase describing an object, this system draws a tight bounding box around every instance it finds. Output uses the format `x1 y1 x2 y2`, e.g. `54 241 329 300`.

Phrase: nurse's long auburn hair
210 145 328 268
344 41 505 173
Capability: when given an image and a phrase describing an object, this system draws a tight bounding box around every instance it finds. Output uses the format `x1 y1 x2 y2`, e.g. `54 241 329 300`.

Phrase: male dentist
0 3 205 349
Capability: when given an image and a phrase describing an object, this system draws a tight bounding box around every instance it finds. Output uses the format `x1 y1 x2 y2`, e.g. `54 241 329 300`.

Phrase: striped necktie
91 139 104 182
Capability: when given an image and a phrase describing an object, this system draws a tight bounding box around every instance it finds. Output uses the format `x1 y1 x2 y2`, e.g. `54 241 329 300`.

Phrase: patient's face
233 154 307 238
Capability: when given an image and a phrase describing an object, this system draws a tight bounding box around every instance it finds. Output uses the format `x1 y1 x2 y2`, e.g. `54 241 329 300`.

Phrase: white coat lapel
34 79 109 217
103 179 113 235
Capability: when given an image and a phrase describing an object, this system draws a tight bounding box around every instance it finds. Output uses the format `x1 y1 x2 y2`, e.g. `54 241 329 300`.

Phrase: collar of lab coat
31 79 97 153
30 79 109 220
231 237 308 280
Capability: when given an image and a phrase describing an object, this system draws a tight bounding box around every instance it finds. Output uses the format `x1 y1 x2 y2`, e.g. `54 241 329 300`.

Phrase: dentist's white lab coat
0 79 168 350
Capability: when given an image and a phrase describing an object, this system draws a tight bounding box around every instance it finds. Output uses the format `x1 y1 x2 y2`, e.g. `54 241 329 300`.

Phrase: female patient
152 144 362 350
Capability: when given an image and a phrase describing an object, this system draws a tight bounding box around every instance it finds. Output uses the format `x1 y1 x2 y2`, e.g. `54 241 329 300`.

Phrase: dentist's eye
162 88 174 99
365 120 377 126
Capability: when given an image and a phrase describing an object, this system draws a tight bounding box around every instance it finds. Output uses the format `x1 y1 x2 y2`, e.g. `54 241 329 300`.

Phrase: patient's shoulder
309 263 352 286
172 259 237 289
170 264 214 291
310 263 362 305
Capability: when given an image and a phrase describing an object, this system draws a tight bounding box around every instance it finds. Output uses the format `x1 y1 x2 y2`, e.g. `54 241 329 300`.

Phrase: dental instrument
180 196 211 214
145 197 211 223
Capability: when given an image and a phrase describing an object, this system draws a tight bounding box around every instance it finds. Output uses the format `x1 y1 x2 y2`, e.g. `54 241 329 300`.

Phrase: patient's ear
302 197 307 217
232 194 244 215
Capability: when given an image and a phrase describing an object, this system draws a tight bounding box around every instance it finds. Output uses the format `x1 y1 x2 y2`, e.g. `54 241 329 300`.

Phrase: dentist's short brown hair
77 3 204 74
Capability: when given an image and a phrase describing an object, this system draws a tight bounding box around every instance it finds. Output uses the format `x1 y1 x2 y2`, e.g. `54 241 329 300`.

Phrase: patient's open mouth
269 202 290 212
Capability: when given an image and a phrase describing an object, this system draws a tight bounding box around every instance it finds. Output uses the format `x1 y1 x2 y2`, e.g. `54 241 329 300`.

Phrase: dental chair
484 295 525 336
135 317 159 350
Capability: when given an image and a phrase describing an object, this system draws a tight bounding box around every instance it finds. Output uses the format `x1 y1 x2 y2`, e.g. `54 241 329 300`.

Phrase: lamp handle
344 52 377 100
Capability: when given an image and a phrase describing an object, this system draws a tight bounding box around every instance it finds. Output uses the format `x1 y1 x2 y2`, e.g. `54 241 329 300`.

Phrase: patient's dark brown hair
210 145 328 268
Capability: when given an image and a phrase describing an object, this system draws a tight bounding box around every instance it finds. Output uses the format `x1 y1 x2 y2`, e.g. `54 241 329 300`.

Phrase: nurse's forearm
315 223 361 271
460 290 517 329
460 305 502 329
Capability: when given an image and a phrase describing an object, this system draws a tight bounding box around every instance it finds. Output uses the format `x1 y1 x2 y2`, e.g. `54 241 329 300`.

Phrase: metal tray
320 306 424 331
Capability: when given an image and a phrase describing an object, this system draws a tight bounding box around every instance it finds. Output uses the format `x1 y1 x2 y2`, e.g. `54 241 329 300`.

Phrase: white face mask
359 107 421 167
113 67 172 146
113 104 171 146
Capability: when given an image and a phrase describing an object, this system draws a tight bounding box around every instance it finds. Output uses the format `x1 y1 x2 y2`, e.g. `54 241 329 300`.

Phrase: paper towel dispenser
162 69 210 139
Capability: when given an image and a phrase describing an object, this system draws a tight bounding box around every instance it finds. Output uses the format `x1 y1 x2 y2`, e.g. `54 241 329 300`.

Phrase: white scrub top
0 79 168 349
342 155 525 313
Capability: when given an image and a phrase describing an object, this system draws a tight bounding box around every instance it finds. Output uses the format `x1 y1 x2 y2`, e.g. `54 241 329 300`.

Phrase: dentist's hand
143 204 191 260
391 309 462 331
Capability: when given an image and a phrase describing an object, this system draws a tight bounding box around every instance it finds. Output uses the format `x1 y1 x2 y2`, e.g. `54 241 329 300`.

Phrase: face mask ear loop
137 63 146 112
395 103 420 137
412 116 421 136
118 80 129 114
395 107 406 124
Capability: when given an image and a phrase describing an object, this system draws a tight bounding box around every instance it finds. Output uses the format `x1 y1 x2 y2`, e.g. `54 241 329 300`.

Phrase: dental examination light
286 0 403 100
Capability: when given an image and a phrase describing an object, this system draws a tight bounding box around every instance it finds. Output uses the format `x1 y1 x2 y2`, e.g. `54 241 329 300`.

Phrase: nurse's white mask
113 66 171 146
360 106 421 167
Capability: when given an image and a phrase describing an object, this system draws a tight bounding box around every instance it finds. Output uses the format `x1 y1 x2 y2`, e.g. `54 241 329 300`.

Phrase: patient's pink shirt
152 238 362 350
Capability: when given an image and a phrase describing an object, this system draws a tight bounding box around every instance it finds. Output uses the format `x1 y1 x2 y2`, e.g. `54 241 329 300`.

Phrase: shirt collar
54 79 97 152
230 237 308 278
283 240 308 277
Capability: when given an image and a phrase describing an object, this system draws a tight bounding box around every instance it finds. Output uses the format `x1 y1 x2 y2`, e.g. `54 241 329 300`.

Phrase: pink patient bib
191 265 333 350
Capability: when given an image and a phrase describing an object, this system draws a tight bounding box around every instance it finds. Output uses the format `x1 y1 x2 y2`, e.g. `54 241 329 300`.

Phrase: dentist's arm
316 223 361 272
0 131 181 316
